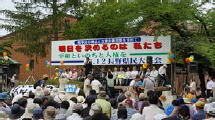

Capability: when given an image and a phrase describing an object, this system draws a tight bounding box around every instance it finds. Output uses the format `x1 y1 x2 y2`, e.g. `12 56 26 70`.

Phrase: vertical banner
51 36 171 65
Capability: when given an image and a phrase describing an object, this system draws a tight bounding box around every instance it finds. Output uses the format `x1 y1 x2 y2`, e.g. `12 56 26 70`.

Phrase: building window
65 19 70 30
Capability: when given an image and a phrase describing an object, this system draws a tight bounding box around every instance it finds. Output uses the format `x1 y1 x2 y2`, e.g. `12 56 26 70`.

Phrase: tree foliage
0 1 80 58
64 2 142 39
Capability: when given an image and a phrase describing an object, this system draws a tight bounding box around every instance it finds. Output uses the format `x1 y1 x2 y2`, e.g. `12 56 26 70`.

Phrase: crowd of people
0 57 214 120
0 82 215 120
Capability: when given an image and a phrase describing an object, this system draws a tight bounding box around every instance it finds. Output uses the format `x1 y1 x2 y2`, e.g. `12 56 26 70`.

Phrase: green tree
64 2 142 39
137 1 215 94
0 1 81 58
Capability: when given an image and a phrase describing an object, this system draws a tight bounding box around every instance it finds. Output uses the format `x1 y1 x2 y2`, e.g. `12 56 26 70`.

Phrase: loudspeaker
146 56 153 65
30 59 34 70
190 61 198 73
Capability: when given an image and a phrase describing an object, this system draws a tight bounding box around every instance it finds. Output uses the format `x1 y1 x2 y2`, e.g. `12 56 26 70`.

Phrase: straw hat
125 91 131 98
43 74 49 79
159 95 167 101
97 91 106 99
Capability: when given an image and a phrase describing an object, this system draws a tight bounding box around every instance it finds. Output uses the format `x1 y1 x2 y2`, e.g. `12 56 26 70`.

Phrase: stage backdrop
51 36 171 65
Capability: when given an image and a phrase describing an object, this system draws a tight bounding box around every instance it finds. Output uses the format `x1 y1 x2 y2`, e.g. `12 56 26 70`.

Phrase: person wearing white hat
84 74 92 97
59 73 69 90
89 103 102 116
50 88 58 98
158 64 167 87
54 90 67 103
21 103 38 119
35 86 44 98
205 102 215 120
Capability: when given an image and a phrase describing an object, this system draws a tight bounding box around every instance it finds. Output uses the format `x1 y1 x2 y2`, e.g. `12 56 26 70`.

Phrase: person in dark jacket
84 57 93 77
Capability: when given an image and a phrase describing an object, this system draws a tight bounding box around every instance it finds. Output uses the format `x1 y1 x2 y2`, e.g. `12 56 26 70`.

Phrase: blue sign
65 84 77 93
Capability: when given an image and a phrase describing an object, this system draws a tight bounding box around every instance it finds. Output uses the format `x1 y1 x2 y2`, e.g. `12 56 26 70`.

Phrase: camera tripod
25 70 35 83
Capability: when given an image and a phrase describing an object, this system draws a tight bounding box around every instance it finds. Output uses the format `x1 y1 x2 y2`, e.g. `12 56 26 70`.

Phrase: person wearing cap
67 104 83 120
129 75 141 101
95 91 112 118
84 74 93 97
33 107 43 120
158 64 167 87
205 102 215 119
142 94 165 120
192 101 206 120
0 92 11 114
142 72 155 98
125 98 137 120
59 73 69 90
39 74 49 88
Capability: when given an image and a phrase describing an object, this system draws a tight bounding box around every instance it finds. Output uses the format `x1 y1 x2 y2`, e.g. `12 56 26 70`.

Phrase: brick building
0 15 77 81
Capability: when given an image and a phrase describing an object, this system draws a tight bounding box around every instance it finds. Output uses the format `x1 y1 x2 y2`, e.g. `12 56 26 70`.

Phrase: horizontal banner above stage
51 36 171 65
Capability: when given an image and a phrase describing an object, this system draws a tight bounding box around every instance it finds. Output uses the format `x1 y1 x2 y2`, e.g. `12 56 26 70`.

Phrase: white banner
51 36 171 65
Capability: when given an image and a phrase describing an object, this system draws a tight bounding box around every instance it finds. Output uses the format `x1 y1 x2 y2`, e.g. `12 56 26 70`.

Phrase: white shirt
131 71 138 79
67 113 83 120
91 80 102 93
207 80 213 89
189 82 196 90
150 70 158 78
213 81 215 88
158 66 166 76
125 71 131 79
11 76 15 82
84 78 91 96
130 80 136 86
142 104 165 120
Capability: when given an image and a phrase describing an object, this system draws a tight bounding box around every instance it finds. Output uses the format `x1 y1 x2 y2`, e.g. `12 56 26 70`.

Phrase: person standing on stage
158 64 167 87
84 57 93 77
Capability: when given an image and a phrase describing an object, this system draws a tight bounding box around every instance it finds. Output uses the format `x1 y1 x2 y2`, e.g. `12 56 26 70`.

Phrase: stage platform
114 86 171 91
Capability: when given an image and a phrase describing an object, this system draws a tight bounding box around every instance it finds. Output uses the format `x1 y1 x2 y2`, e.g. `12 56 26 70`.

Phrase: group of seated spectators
0 83 214 120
